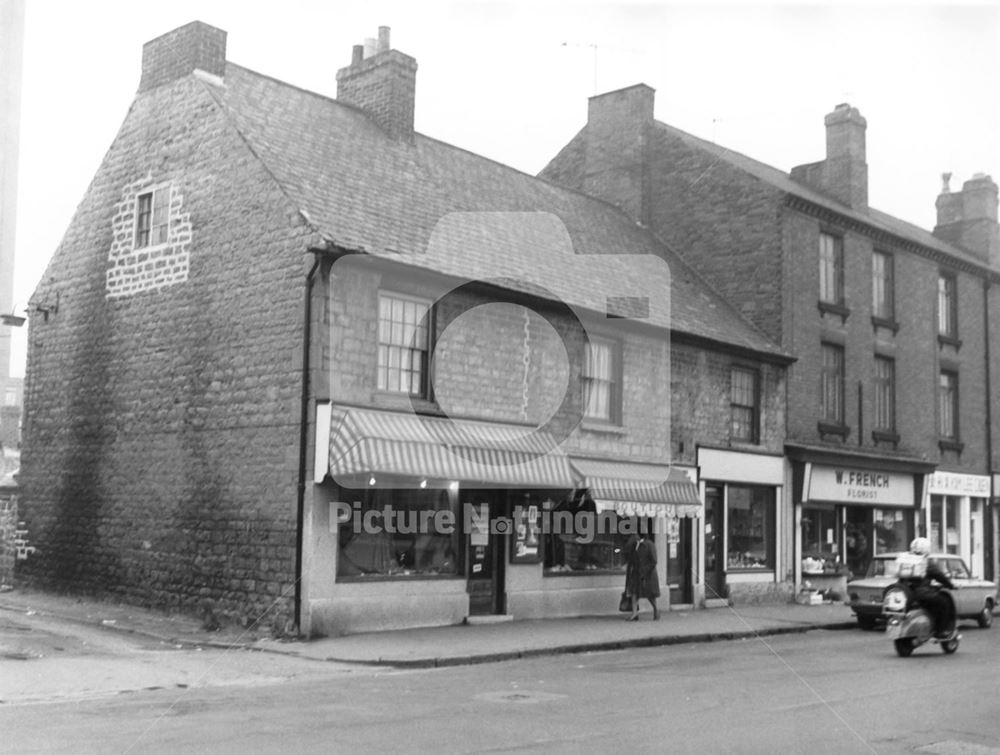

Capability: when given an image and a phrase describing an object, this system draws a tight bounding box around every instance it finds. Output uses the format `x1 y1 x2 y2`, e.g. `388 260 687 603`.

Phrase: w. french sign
806 465 914 506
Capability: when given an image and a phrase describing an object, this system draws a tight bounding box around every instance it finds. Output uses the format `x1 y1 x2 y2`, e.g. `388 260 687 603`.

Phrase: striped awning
570 458 701 518
326 405 576 488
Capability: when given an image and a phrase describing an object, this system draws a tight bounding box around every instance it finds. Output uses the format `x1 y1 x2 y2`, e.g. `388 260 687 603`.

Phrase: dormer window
135 187 170 248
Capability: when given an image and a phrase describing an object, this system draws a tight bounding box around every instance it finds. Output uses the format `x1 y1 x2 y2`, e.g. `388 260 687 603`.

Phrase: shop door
844 507 873 580
704 486 726 600
667 516 692 604
466 498 506 616
970 500 984 578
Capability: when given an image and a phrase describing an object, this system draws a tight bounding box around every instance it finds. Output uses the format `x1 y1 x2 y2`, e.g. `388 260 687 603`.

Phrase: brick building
542 89 1000 592
18 22 790 635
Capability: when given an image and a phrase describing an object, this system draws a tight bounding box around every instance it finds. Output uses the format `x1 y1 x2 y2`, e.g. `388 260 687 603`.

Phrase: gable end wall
20 76 316 631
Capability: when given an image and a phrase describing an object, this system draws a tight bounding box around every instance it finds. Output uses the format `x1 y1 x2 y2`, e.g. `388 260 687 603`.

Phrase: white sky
10 0 1000 377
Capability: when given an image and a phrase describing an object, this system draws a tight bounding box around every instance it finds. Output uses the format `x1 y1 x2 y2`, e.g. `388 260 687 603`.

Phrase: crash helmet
909 537 931 556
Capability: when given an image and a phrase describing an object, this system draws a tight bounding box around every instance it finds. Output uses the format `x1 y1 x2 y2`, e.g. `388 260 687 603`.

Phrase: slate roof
656 122 996 274
198 64 788 360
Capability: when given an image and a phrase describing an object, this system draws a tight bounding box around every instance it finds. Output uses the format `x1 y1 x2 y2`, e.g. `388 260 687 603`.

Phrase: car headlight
883 587 907 612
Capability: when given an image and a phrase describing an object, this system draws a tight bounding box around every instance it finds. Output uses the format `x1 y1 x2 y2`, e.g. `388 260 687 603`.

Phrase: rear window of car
942 559 970 579
867 558 895 577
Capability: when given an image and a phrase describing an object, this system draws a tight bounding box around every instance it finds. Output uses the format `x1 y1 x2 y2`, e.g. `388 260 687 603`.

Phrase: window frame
937 272 958 340
729 365 760 444
872 355 896 434
820 342 845 425
938 370 959 440
871 250 895 324
134 186 170 250
819 232 845 306
582 335 622 425
376 291 433 399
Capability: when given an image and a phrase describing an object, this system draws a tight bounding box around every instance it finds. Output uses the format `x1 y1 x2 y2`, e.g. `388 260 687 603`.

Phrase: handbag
618 591 633 612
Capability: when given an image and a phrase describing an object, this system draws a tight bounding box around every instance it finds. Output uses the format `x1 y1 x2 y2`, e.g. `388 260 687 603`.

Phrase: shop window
544 502 634 573
336 487 460 579
726 486 774 570
377 292 431 396
729 366 759 443
583 337 620 423
135 187 170 248
873 508 911 555
801 506 839 573
930 495 960 555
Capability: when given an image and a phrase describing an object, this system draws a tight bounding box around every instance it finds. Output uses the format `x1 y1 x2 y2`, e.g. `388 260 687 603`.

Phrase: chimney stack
582 84 655 225
791 103 868 210
934 173 999 265
336 26 417 143
139 21 227 93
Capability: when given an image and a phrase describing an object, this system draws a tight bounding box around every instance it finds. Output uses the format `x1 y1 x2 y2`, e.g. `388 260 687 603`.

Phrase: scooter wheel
894 638 915 657
940 638 959 654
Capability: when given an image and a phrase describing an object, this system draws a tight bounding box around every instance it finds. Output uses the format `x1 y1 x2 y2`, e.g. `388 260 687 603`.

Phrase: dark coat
625 536 661 599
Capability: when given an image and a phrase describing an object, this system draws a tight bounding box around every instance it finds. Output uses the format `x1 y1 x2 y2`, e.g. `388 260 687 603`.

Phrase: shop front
926 471 992 579
697 447 786 605
303 404 701 636
789 448 934 595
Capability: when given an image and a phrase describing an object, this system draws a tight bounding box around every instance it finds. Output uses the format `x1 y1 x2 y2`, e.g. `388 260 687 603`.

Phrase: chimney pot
351 44 363 65
337 30 418 142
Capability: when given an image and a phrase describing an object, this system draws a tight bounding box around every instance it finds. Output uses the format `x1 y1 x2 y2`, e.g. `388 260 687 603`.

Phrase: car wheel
977 600 994 629
894 638 915 657
857 616 877 631
941 637 959 654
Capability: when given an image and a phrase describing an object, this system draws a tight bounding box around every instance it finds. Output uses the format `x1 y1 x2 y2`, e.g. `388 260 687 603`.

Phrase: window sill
938 334 962 350
938 439 964 455
336 573 463 583
371 391 442 415
581 420 627 435
817 420 850 440
817 301 850 322
871 316 900 334
544 567 626 577
871 430 900 447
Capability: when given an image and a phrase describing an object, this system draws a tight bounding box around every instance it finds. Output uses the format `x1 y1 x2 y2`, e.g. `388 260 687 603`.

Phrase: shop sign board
927 471 991 497
806 465 913 506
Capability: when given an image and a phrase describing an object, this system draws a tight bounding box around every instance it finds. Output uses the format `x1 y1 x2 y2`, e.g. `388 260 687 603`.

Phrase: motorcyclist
904 537 957 637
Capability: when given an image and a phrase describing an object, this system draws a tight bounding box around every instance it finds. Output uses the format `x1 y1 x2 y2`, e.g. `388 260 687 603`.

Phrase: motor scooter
882 582 960 657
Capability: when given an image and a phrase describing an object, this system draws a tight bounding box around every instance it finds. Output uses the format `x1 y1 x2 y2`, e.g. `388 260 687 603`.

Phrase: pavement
0 586 860 669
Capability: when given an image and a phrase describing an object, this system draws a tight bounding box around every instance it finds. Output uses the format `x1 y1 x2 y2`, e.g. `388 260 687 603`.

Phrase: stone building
18 22 790 635
542 89 1000 589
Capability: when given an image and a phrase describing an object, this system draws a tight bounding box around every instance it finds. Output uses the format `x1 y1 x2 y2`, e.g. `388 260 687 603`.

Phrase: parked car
845 553 997 630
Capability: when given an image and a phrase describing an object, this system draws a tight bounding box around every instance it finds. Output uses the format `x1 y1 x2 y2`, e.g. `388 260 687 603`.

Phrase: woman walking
624 531 660 620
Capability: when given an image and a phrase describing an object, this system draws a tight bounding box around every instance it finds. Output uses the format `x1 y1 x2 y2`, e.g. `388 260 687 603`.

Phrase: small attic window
135 187 170 248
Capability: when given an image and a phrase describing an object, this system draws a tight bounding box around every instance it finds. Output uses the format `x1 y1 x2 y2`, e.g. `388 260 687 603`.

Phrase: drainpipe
984 278 995 580
295 253 321 632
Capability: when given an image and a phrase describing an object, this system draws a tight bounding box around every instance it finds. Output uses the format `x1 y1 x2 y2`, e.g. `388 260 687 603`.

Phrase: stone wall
19 72 319 632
